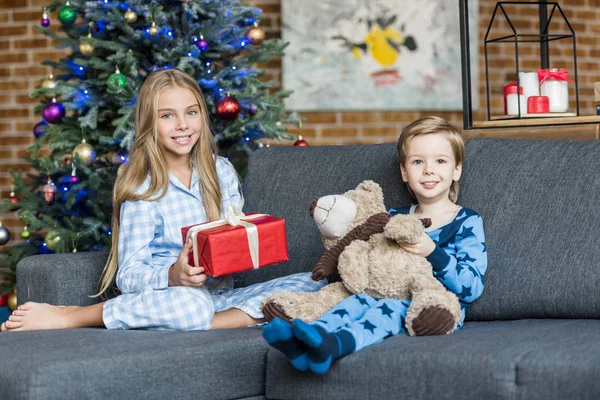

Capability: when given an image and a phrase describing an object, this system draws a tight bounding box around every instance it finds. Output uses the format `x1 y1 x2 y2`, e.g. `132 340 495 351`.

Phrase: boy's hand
168 238 207 287
399 232 436 258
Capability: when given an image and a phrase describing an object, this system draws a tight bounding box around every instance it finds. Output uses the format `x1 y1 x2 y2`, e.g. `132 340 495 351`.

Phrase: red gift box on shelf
181 212 289 277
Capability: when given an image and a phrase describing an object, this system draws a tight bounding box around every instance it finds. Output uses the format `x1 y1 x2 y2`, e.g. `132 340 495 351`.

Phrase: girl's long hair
96 68 221 297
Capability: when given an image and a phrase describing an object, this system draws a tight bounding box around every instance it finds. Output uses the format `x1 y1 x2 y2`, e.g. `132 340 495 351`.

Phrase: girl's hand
399 232 436 258
168 238 207 287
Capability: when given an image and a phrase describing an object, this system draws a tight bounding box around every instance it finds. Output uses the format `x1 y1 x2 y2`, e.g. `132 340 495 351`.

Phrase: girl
1 68 326 332
263 116 487 374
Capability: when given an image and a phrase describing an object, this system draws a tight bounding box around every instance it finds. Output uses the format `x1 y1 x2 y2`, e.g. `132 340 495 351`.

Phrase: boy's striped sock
262 317 308 371
292 319 356 374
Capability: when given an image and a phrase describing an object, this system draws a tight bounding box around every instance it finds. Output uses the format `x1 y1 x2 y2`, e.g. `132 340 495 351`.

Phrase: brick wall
0 0 599 238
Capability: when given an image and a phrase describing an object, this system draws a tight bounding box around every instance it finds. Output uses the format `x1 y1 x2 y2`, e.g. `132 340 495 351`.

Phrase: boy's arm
426 214 487 303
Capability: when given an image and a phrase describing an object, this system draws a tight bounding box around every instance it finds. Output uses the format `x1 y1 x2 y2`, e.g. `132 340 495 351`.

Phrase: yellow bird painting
332 15 417 86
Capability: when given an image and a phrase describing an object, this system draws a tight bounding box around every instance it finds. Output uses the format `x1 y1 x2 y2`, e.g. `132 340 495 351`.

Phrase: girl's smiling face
401 132 462 203
156 87 202 165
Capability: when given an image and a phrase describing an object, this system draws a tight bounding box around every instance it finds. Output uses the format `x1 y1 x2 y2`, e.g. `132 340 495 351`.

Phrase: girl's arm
218 157 243 212
116 200 169 293
426 214 487 304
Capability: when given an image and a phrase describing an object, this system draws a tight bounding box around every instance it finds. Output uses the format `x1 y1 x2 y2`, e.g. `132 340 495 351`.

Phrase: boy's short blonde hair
397 116 465 203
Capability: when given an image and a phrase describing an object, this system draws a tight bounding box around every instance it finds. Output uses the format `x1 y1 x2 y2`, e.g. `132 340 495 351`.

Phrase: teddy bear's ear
354 180 383 195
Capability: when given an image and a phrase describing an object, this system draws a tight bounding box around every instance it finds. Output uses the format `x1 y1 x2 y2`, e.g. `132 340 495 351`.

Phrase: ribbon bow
538 68 570 86
185 207 267 272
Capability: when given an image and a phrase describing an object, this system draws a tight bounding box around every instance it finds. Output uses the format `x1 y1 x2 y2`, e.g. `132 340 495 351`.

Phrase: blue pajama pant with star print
313 294 410 351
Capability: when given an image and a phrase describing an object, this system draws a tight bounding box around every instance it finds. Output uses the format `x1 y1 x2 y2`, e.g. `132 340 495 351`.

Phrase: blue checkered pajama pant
102 272 326 331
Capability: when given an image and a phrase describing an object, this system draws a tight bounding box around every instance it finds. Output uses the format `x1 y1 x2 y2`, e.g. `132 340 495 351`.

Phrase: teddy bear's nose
309 198 319 217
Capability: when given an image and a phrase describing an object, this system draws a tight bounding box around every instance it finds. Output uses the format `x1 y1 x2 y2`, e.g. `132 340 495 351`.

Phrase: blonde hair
397 116 465 203
96 68 221 297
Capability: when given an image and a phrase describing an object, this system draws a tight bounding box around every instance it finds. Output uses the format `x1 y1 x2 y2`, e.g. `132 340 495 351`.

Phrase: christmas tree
0 0 299 297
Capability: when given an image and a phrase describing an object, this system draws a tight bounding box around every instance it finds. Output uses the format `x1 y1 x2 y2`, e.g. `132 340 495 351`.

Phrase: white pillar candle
541 80 569 112
519 72 540 103
507 94 527 116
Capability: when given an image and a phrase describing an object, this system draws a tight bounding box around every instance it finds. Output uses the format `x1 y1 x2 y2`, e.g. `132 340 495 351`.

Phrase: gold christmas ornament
246 23 265 45
149 21 159 36
73 139 96 165
41 73 57 89
124 9 138 23
79 34 95 56
7 290 17 311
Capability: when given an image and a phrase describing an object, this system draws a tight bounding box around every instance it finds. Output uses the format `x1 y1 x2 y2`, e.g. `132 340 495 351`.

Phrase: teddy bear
262 180 463 336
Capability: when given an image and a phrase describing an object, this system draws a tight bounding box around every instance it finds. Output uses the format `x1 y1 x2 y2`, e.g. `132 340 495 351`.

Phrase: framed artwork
281 0 478 111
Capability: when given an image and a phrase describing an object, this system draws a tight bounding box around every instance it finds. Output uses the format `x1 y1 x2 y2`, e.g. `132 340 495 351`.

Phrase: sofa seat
0 327 268 400
265 319 600 400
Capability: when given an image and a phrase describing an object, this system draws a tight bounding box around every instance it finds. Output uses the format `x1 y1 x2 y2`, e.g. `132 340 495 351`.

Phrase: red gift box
181 213 289 277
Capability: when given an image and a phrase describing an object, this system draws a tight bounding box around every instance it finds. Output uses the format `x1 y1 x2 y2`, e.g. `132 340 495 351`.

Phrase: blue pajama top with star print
389 205 487 326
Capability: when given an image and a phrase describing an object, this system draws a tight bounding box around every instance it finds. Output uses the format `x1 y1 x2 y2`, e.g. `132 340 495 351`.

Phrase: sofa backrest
237 143 412 286
460 139 600 320
239 139 600 321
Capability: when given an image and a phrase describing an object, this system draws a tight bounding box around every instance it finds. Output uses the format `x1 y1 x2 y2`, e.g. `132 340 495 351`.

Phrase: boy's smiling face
400 132 462 203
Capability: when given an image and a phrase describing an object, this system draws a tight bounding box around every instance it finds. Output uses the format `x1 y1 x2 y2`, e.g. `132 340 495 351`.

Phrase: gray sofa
1 138 599 400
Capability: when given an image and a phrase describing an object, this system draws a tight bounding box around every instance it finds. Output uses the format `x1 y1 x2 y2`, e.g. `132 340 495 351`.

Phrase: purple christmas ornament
196 39 208 51
41 8 50 27
248 104 258 116
33 121 49 138
43 101 65 124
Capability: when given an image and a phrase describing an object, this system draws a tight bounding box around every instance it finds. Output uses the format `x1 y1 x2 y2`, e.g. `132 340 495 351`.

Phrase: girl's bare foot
0 302 76 331
0 302 105 331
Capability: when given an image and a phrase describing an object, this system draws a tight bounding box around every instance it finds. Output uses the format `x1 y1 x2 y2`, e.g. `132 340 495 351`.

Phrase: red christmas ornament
62 154 72 166
294 135 309 147
216 95 241 121
9 191 18 204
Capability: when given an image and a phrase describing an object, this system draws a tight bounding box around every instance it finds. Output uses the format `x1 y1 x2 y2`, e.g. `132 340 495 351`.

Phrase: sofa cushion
237 144 412 288
17 252 109 307
0 327 268 400
265 319 600 400
459 139 600 320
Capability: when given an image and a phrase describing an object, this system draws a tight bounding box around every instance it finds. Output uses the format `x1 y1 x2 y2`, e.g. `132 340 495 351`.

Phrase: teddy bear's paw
262 300 292 323
383 214 424 244
410 306 455 336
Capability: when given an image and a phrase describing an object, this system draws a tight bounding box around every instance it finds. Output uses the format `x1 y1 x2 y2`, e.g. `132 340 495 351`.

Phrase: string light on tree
58 1 77 25
41 7 50 27
216 94 241 121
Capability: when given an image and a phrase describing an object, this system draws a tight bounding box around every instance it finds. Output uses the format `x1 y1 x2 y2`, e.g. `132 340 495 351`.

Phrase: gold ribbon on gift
185 207 267 271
